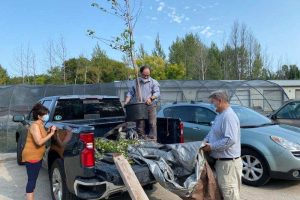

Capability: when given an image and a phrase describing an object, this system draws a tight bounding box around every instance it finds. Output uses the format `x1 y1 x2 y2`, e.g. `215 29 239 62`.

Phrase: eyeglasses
142 74 150 78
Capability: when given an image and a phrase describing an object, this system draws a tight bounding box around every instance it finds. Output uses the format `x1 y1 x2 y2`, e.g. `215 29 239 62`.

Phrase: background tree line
1 21 299 85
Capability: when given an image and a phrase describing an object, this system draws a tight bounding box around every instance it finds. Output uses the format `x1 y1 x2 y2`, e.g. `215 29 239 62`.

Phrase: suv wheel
241 148 270 186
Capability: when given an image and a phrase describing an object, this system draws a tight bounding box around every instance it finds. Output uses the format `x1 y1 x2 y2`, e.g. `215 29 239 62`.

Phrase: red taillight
80 133 95 167
179 122 184 143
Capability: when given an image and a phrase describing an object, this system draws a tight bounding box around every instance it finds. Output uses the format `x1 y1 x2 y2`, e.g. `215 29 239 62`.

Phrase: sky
0 0 300 76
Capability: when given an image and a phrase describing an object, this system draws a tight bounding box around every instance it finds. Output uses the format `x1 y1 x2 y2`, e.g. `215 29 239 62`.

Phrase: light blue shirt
127 77 160 103
205 106 241 159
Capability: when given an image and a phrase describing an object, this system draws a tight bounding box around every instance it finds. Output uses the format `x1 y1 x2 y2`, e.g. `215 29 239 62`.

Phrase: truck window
53 98 125 121
42 100 52 110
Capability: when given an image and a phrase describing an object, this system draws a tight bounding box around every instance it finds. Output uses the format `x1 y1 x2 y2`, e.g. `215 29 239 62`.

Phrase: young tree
55 35 68 85
239 23 248 79
195 41 208 80
13 44 36 84
230 21 240 79
44 39 57 71
31 52 37 85
89 0 143 102
13 45 25 84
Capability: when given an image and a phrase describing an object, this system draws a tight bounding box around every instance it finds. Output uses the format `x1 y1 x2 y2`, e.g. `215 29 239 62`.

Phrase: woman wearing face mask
22 103 57 200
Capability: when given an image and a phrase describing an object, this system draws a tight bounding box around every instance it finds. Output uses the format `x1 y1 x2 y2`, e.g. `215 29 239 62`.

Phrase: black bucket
125 103 148 121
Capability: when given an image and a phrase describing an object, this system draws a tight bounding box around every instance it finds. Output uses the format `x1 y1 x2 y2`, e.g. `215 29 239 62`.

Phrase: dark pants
25 160 42 193
136 104 157 138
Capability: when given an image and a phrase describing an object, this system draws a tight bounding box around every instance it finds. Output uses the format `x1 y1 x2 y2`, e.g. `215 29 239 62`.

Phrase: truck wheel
16 137 24 165
50 159 78 200
241 148 270 186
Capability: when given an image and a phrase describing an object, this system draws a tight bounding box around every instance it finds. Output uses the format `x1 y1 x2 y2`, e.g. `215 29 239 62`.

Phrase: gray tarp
128 141 205 198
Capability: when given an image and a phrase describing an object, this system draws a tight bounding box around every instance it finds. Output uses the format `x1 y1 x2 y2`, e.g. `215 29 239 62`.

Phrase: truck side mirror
13 115 25 122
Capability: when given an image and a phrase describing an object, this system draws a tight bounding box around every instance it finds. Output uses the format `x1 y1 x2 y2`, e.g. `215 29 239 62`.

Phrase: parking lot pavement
0 158 300 200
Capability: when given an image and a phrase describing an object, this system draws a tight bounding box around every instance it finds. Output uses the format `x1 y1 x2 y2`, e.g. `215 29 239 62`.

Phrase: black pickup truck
13 95 183 200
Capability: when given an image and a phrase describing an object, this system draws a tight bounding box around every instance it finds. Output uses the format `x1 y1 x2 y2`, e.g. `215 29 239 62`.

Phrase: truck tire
50 159 78 200
16 137 24 165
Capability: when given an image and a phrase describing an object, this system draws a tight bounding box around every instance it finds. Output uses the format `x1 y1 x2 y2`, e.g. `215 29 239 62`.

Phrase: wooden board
113 154 149 200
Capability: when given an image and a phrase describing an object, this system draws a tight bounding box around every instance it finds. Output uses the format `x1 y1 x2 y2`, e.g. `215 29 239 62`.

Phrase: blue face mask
42 114 50 122
210 103 216 111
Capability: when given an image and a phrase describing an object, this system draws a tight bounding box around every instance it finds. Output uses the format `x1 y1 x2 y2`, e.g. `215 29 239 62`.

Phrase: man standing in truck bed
124 65 160 141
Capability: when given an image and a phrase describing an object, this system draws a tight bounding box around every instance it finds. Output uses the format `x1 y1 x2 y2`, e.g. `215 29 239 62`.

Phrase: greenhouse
0 80 288 152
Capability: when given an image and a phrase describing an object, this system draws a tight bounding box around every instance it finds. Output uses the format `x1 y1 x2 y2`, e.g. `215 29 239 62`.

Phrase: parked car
269 100 300 128
13 95 183 200
158 102 300 186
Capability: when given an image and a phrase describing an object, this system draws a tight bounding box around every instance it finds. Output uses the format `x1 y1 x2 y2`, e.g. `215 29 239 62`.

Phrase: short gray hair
209 90 229 102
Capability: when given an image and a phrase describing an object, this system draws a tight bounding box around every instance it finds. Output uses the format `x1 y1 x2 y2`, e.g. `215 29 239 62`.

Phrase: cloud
214 2 220 6
200 26 213 37
209 17 219 21
185 17 190 21
197 4 207 9
151 17 158 21
167 7 185 24
197 1 219 9
144 35 153 40
184 6 190 10
157 2 165 12
190 25 204 31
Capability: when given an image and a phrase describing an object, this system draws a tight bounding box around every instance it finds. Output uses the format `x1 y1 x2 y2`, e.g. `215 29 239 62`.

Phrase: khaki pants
215 158 242 200
136 105 157 138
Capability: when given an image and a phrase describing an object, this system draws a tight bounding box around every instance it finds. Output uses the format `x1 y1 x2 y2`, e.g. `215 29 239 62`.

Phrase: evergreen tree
152 34 166 60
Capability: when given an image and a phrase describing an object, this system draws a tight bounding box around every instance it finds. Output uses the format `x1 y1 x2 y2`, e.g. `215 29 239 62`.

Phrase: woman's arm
31 124 56 146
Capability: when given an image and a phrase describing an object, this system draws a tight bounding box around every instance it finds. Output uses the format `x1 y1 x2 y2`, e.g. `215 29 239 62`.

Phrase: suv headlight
271 136 300 151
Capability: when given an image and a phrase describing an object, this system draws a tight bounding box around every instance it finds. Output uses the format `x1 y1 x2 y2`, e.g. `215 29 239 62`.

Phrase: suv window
163 106 216 124
195 107 216 124
53 98 125 121
277 102 300 119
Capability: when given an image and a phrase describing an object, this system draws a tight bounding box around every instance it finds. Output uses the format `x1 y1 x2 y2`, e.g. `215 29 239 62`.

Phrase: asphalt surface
0 155 300 200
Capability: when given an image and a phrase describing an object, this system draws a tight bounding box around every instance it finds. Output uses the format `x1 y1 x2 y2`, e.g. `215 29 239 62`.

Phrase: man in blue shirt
202 90 242 200
124 65 160 140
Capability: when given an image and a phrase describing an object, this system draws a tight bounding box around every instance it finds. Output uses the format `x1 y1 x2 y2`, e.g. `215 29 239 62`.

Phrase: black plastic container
125 102 148 121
